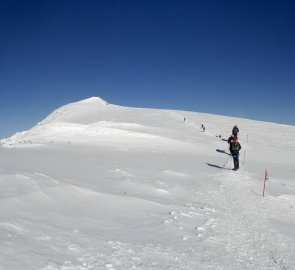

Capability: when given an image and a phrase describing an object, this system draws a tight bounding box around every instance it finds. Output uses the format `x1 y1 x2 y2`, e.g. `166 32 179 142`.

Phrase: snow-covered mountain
1 97 295 269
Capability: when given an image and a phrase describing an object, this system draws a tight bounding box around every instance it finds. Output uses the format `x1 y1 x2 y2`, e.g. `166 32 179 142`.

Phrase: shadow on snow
206 163 229 170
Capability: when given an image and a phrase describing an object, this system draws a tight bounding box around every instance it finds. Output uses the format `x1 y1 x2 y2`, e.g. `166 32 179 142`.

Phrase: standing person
229 138 241 171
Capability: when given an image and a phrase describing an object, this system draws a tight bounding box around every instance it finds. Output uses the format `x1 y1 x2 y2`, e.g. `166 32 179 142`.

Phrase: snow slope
1 97 295 270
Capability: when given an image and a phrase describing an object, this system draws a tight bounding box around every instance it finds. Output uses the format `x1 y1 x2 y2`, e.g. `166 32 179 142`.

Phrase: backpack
232 141 240 151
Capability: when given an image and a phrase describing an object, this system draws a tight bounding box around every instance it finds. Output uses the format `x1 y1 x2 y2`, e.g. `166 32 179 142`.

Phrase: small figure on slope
229 138 241 171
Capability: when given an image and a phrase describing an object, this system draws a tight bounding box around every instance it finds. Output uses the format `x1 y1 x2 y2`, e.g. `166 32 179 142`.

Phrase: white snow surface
1 97 295 270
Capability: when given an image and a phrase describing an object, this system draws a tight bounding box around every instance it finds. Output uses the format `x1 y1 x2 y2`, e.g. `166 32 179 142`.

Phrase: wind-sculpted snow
0 97 295 269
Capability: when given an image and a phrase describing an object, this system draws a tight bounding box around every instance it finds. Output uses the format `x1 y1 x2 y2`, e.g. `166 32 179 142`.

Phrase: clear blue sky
1 0 294 138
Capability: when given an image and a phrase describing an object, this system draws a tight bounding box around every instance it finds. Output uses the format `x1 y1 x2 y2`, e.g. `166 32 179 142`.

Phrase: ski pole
223 155 232 168
223 155 230 167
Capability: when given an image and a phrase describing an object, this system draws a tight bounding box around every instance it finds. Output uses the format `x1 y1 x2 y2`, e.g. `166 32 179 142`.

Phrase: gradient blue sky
1 0 294 138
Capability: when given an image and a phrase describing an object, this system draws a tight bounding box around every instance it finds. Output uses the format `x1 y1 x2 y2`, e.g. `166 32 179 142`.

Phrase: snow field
0 97 295 269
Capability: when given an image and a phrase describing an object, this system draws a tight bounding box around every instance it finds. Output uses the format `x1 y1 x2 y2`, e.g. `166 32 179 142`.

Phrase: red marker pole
263 169 268 197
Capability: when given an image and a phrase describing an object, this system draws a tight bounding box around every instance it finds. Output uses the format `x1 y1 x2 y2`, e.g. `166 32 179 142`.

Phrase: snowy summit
1 97 295 270
77 96 109 105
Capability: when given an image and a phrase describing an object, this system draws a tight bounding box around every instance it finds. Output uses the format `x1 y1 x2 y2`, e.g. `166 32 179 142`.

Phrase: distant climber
229 138 241 171
201 124 205 131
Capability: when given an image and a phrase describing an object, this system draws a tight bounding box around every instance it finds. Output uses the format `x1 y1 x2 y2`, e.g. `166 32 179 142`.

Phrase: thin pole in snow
263 169 269 197
223 155 232 169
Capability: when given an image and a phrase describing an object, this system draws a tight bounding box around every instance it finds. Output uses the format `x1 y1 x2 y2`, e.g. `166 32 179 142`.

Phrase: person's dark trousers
232 155 239 170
